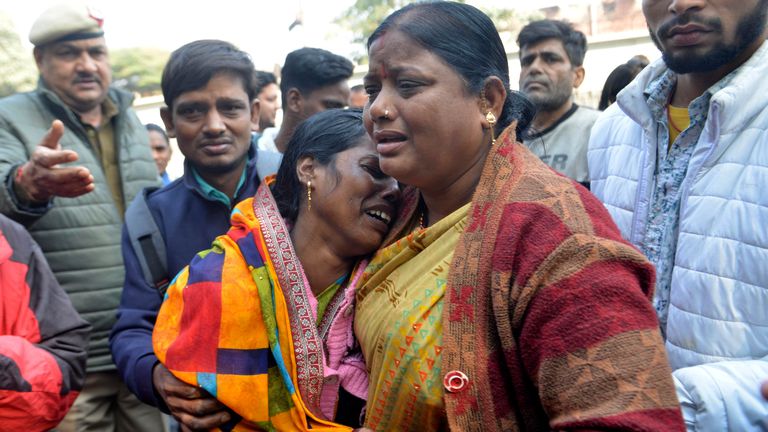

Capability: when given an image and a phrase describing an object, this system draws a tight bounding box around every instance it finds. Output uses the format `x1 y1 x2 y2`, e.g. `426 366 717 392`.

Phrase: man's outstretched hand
14 120 94 204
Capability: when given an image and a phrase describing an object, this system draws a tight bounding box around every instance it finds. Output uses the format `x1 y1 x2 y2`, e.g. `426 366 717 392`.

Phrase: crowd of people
0 1 765 431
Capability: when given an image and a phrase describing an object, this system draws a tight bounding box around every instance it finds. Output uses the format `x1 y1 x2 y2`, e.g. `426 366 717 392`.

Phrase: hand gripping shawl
153 183 367 431
367 123 685 430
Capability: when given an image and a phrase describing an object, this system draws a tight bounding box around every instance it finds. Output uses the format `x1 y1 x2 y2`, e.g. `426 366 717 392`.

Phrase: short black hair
254 70 277 95
161 39 256 109
279 47 354 107
273 109 367 221
145 123 169 143
368 2 535 137
517 19 587 67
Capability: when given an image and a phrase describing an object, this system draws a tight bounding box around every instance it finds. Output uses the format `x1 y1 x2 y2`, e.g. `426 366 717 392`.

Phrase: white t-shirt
523 105 600 184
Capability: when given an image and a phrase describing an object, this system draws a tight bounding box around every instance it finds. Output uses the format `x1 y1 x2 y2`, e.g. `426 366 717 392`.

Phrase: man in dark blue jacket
109 40 279 430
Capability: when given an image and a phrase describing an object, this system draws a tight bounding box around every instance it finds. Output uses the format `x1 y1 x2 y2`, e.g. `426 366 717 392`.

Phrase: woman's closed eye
362 162 387 179
364 84 381 99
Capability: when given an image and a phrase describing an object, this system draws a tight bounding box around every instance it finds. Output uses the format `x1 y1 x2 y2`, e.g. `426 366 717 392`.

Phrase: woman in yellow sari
153 109 399 431
355 2 685 431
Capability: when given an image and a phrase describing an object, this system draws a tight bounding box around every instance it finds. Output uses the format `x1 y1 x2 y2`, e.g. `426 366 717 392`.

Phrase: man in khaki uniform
0 4 163 431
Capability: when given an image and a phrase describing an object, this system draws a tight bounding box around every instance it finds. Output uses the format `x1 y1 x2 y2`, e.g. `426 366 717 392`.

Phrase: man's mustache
657 11 722 39
73 74 101 84
521 78 551 88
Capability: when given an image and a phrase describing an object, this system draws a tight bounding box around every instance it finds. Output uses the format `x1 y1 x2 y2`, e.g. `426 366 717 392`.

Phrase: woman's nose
380 177 401 203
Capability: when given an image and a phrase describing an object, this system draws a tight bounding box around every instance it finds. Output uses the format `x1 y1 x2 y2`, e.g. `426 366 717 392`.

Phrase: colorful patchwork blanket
153 183 368 431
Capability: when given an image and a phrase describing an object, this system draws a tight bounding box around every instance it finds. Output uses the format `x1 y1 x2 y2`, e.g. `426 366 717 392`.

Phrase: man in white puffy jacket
588 0 768 430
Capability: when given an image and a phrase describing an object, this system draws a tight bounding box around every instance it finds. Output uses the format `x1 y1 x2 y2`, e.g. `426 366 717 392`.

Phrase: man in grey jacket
0 4 162 431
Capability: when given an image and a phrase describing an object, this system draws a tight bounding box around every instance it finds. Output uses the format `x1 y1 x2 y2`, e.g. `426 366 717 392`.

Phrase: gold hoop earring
307 180 312 211
486 111 497 145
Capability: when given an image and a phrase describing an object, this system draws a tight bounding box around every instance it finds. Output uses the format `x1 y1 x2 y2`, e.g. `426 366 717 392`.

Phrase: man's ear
159 107 176 139
295 156 315 185
285 88 303 114
480 76 507 129
572 65 585 89
33 47 44 71
251 98 261 132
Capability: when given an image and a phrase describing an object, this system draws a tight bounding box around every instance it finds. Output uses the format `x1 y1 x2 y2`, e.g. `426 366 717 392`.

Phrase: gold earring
480 89 497 145
486 111 497 145
307 180 312 211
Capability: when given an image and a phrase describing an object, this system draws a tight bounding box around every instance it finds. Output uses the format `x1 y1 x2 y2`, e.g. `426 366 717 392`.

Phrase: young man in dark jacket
110 39 267 430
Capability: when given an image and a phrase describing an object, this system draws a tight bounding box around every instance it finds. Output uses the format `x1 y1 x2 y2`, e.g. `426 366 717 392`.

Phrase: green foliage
335 0 410 46
484 7 544 36
110 47 169 96
0 12 37 98
335 1 542 63
335 0 468 63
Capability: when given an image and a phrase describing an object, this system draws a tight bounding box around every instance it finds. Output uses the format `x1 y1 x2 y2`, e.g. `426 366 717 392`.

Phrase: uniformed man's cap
29 3 105 47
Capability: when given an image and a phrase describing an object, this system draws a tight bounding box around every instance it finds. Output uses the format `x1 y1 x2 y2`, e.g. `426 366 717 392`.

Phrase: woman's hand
153 363 231 431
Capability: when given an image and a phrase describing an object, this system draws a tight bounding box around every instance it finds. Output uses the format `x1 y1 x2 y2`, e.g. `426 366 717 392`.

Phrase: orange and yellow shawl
153 183 367 431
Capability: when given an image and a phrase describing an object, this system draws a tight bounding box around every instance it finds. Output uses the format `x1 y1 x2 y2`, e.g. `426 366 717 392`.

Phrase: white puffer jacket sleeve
674 357 768 431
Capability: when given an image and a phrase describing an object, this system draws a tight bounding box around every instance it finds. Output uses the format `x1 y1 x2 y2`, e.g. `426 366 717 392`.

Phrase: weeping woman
355 2 686 431
153 109 399 431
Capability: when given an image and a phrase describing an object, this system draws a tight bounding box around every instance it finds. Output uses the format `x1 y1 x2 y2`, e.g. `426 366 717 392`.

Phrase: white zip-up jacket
588 42 768 431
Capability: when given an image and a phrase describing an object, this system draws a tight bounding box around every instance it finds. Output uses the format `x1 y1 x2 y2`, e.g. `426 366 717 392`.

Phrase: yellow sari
355 203 470 431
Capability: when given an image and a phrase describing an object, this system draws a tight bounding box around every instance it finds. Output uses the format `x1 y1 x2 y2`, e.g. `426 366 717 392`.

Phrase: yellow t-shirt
667 104 690 150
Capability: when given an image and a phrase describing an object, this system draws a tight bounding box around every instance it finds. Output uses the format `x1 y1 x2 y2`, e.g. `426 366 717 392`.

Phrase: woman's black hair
273 108 367 221
368 1 535 137
598 64 636 110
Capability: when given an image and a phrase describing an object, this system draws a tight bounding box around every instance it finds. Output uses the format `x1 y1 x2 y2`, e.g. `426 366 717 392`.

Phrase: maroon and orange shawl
363 123 685 431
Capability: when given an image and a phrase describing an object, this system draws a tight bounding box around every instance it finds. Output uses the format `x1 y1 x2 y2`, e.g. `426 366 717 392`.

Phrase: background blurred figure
257 47 354 155
0 4 163 430
253 70 280 132
517 19 599 188
598 55 650 110
590 0 768 429
145 123 172 186
348 84 368 109
0 213 91 430
626 54 650 75
597 63 636 110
